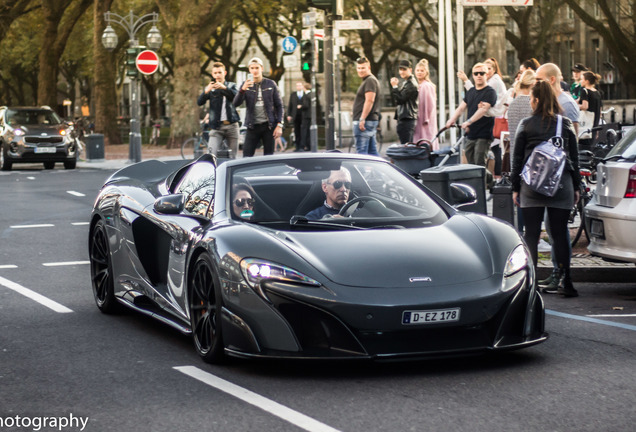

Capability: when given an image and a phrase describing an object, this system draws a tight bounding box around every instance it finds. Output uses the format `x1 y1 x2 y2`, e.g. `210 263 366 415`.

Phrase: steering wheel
338 196 386 217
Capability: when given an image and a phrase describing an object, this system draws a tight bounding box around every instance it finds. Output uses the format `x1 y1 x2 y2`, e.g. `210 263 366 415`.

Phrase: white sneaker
538 239 552 253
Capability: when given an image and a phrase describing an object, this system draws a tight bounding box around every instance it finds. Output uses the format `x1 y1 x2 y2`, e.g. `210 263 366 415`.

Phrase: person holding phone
197 62 240 157
233 57 284 157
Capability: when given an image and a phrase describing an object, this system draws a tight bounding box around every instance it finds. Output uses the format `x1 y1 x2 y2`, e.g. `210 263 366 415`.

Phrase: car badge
41 133 48 136
409 276 432 282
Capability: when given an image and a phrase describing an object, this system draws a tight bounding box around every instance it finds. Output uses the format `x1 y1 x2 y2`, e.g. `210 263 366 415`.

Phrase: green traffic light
302 62 311 71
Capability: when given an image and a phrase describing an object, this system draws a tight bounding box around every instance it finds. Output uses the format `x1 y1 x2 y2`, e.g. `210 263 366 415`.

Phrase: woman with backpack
510 80 582 298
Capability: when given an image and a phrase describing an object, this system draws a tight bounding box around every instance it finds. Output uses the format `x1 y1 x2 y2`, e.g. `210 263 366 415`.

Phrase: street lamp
101 11 162 163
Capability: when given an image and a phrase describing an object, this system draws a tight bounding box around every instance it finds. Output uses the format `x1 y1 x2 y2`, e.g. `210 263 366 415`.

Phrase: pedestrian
389 59 419 144
519 58 540 72
233 57 284 157
446 62 497 187
352 56 381 155
534 62 581 290
578 71 603 127
197 62 241 157
413 59 438 149
570 63 588 102
510 80 581 297
506 69 536 234
459 58 508 177
300 82 313 151
287 81 305 152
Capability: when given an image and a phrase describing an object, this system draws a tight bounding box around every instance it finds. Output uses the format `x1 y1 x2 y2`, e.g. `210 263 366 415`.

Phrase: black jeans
522 207 571 271
397 118 416 144
243 123 275 157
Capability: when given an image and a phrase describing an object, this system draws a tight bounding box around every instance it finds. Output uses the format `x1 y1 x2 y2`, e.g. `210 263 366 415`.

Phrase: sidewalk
78 143 635 283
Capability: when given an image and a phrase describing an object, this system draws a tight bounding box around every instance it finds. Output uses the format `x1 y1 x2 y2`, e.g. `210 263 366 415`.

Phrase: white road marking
27 176 35 180
71 222 90 226
0 275 73 313
10 224 54 229
0 265 18 269
547 310 636 331
588 314 636 318
43 261 90 267
174 366 342 432
67 191 85 197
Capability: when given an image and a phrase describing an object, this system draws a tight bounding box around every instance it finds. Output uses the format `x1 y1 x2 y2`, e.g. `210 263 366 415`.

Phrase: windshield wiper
289 215 365 230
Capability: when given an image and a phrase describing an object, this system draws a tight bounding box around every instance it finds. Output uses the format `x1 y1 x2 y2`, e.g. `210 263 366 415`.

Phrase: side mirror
449 183 477 209
154 194 185 214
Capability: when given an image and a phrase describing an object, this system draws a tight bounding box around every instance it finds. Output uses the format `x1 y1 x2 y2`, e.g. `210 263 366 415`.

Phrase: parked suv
0 106 79 170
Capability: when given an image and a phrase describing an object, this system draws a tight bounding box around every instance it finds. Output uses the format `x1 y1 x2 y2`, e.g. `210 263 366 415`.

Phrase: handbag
493 117 509 140
521 115 567 197
578 110 595 140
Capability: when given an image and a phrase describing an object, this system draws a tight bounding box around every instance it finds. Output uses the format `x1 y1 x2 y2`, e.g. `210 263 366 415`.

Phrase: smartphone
247 73 253 81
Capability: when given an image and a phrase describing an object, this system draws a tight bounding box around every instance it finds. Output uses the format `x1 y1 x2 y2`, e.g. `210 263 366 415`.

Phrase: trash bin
491 174 514 225
419 164 487 214
85 134 104 160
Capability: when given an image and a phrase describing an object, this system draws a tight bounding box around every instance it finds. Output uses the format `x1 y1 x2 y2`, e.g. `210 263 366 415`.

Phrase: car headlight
13 128 25 136
504 245 528 277
240 258 320 289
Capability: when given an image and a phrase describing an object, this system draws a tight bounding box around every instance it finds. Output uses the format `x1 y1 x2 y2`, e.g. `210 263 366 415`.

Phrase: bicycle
181 131 208 159
569 168 594 247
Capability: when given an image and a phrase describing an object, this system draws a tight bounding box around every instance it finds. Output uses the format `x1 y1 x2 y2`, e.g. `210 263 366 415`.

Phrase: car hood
15 124 65 135
269 216 495 288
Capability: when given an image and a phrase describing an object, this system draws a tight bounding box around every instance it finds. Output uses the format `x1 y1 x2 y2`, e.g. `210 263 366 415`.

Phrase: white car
584 127 636 264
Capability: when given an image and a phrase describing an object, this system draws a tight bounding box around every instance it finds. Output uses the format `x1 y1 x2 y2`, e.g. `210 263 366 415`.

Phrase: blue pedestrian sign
282 36 298 54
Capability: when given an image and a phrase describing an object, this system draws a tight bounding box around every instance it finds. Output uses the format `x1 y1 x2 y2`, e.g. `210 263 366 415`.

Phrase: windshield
7 108 63 126
228 157 448 229
606 125 636 159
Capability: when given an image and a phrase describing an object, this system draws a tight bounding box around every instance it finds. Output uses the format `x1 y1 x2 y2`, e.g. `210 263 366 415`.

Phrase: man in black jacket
390 60 419 143
197 62 241 157
287 81 306 151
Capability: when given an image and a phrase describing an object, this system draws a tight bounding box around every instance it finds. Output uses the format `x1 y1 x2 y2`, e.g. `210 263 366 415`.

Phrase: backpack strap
551 115 564 148
556 115 562 138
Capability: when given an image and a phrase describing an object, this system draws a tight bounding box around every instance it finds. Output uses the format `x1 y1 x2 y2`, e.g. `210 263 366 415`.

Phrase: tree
37 0 93 109
154 0 226 148
562 0 636 96
92 0 121 145
0 0 37 43
504 0 564 65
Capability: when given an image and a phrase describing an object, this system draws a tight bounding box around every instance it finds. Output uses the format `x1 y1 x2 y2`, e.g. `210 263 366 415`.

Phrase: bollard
491 173 514 225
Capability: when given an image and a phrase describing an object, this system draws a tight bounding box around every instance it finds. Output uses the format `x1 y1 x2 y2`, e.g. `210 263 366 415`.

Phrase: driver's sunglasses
473 71 486 76
234 198 255 207
328 180 352 190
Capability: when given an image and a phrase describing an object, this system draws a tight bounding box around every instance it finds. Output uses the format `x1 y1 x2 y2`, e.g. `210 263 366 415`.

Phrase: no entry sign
136 50 159 75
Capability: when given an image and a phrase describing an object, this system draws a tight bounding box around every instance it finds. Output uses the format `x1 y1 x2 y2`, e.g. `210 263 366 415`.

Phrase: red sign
136 50 159 75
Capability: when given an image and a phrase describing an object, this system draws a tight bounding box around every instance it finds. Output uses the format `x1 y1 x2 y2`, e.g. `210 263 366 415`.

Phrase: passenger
232 183 256 220
305 168 352 220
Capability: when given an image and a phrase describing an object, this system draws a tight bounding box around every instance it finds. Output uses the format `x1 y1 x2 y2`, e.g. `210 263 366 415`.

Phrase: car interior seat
293 180 326 217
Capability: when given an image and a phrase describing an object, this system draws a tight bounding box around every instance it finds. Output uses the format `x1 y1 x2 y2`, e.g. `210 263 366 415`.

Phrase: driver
305 168 352 220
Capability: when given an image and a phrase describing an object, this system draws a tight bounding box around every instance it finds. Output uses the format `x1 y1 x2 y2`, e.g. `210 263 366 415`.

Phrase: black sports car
89 153 547 363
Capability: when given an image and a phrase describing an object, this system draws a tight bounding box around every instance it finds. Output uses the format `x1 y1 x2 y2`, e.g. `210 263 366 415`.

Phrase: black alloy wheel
0 144 11 171
89 220 120 313
189 254 225 363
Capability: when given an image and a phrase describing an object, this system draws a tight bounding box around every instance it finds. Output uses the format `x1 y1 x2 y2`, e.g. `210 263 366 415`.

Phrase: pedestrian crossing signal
301 39 313 72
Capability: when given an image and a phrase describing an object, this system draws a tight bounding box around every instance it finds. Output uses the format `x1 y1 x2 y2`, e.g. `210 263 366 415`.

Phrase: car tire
189 253 225 363
64 159 76 170
89 219 120 313
1 144 11 171
43 161 55 169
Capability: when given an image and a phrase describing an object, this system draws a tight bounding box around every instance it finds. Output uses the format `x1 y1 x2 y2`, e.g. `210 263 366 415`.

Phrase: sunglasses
328 180 352 190
473 71 486 76
356 57 369 64
234 198 255 207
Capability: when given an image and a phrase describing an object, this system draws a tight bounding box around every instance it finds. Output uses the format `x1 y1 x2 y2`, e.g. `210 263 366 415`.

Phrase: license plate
35 147 56 154
402 308 460 325
590 219 605 239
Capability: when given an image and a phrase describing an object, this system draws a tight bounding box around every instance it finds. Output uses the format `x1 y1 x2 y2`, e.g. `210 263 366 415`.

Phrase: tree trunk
92 0 121 145
37 2 62 109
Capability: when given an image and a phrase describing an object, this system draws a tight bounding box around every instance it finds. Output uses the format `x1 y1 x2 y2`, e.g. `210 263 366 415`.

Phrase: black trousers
243 123 275 157
397 119 415 144
522 207 571 271
293 115 303 150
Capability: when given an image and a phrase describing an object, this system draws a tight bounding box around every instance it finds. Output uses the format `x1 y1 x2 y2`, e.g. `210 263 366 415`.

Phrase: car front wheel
89 219 120 313
1 144 11 171
189 254 225 363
